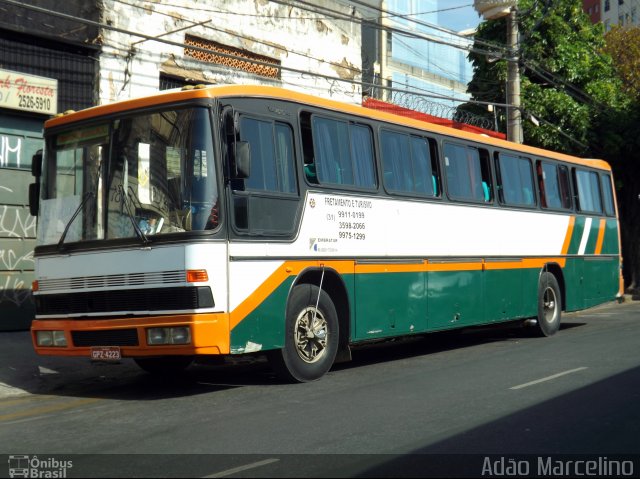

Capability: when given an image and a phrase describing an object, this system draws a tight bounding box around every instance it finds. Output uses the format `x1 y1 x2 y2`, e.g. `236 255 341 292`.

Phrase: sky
436 2 482 32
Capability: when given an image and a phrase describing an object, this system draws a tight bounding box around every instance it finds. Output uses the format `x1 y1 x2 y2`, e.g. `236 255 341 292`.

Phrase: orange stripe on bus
594 219 606 255
228 257 568 330
561 216 576 255
229 260 354 330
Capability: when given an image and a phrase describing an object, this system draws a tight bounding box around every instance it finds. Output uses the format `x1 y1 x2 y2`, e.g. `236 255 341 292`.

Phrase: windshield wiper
57 191 95 252
117 184 150 245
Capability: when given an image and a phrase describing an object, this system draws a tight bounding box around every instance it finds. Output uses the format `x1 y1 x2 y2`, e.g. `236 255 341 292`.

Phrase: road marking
204 458 280 478
0 397 102 422
0 395 53 407
510 367 588 390
0 382 29 397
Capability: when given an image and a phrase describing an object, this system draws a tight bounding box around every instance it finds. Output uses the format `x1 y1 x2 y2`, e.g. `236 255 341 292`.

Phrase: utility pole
473 0 522 143
379 0 390 102
506 6 523 143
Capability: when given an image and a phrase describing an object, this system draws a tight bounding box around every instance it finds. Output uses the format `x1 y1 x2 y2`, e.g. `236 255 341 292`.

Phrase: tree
463 0 625 154
599 27 640 290
462 0 640 290
604 26 640 100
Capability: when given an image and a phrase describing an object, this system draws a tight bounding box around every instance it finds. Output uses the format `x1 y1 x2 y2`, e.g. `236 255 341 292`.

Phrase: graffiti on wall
0 134 22 168
0 181 36 307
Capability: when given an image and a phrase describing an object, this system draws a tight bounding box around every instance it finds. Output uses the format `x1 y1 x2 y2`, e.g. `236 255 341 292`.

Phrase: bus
28 84 623 382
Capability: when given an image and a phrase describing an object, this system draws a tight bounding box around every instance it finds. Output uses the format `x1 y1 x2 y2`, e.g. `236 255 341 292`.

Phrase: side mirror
31 150 43 177
234 141 251 179
29 182 40 216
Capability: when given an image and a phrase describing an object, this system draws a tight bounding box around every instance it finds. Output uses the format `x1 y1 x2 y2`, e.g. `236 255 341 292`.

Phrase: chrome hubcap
294 307 328 363
542 286 558 324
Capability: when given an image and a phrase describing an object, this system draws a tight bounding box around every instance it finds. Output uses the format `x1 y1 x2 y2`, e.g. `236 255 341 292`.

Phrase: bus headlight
147 328 167 345
36 330 67 347
170 327 190 344
53 331 68 346
146 327 191 345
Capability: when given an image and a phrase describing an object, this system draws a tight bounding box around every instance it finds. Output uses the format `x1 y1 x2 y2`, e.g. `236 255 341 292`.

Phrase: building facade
583 0 602 23
0 2 100 330
601 0 639 29
359 0 479 122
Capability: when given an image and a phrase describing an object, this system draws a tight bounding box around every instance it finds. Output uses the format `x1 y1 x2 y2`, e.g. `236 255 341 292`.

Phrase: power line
378 2 474 21
0 0 509 112
345 0 509 56
266 0 508 58
3 0 589 139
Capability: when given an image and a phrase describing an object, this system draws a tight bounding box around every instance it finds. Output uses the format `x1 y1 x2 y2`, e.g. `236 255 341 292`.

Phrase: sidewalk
0 330 139 398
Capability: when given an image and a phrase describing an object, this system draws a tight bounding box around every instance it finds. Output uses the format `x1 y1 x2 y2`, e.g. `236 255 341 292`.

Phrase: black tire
134 356 193 374
533 272 562 337
268 284 339 383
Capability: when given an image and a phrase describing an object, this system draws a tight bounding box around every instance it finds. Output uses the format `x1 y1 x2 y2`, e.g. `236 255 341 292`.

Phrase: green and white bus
29 85 623 382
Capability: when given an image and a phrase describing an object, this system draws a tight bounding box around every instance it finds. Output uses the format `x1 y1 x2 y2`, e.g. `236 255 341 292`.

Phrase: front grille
35 286 214 316
38 270 186 292
72 329 139 347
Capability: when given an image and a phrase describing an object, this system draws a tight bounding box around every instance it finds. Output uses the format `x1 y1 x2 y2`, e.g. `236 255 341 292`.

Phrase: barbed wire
364 84 498 131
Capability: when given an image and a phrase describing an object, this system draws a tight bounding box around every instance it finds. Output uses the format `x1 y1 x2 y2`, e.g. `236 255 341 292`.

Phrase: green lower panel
427 269 483 330
354 270 426 340
354 267 537 340
602 219 620 255
563 256 620 311
230 277 294 354
229 258 620 353
483 268 523 323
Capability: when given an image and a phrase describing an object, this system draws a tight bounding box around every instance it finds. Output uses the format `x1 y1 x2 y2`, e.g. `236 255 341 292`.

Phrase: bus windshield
37 107 219 247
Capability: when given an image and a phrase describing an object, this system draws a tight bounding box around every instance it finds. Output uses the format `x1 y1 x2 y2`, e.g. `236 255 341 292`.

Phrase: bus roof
46 84 611 171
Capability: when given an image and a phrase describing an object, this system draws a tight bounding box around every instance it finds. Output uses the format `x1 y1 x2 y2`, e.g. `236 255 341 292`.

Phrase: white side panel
226 253 284 312
185 242 229 312
256 192 571 259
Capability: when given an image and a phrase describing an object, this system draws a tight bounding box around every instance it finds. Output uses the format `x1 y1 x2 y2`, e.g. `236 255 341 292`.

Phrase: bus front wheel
268 284 339 382
534 272 562 337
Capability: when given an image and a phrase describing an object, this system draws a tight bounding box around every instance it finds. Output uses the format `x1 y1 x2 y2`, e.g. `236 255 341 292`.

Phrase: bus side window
479 148 493 202
380 130 437 197
444 142 490 203
601 173 615 216
307 114 376 189
536 161 547 208
538 160 572 211
557 165 573 209
494 152 535 207
574 168 603 214
300 113 318 185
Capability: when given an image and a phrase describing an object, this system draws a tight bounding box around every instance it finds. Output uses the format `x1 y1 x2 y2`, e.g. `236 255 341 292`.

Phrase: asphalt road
1 299 640 477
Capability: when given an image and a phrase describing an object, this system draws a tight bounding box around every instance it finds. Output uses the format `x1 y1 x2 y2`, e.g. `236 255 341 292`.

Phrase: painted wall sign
0 68 58 115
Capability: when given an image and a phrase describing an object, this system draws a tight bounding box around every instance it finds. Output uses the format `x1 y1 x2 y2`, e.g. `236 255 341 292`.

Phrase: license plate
90 346 121 361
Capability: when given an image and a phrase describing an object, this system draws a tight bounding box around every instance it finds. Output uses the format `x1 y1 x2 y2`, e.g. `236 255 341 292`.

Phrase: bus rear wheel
533 272 562 337
268 284 339 383
134 356 194 374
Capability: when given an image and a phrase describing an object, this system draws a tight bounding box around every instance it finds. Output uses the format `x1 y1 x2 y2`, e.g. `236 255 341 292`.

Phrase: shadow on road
0 319 588 402
334 319 585 372
353 364 640 477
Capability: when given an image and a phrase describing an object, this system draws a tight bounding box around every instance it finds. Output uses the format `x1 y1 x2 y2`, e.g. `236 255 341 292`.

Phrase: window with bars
184 35 281 79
